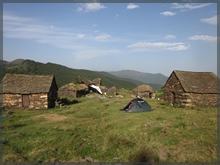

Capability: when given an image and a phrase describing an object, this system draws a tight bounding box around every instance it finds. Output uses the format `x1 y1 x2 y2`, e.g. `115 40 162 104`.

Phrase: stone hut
133 85 155 99
92 78 102 86
58 83 88 98
2 74 58 109
77 76 102 87
163 70 219 107
77 76 92 86
107 86 117 96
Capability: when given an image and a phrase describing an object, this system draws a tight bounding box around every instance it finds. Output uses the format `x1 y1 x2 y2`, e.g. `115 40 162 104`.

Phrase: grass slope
3 60 137 89
2 90 217 162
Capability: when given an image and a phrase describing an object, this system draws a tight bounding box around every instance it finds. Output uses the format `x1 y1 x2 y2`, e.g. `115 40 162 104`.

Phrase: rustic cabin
77 76 102 86
2 74 58 109
92 78 102 86
58 83 89 98
163 70 219 107
133 85 155 99
106 86 117 96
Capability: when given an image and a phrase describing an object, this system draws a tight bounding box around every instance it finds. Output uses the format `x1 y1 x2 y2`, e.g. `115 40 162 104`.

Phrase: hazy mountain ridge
3 59 166 90
2 59 24 67
2 59 137 89
109 70 168 86
97 71 164 90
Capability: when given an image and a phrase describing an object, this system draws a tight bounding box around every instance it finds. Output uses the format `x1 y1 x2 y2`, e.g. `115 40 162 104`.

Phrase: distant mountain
3 59 167 90
109 70 168 87
3 58 24 67
97 71 163 90
2 59 137 89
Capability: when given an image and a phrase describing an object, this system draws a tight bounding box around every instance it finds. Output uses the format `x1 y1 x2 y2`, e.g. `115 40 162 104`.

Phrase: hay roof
92 78 102 86
77 76 92 86
2 74 57 94
172 70 219 93
59 83 88 91
78 76 102 86
134 85 154 93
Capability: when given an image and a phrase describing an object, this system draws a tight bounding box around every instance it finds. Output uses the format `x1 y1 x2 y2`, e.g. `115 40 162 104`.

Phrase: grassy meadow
2 89 217 162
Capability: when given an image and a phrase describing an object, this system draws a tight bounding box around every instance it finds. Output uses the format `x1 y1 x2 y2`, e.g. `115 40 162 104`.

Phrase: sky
3 2 217 76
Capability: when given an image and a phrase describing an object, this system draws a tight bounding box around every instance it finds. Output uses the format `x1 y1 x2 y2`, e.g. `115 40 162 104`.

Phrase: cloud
73 49 122 61
200 15 217 25
95 33 111 41
3 13 88 50
76 34 85 38
160 11 176 16
3 13 127 62
76 3 107 13
127 42 189 51
165 44 189 51
127 3 139 9
171 3 212 11
76 7 83 12
165 35 176 40
188 35 217 42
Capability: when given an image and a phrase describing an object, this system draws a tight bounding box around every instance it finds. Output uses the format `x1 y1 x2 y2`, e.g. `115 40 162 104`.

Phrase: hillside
2 59 137 89
109 70 168 86
2 95 217 162
97 71 163 90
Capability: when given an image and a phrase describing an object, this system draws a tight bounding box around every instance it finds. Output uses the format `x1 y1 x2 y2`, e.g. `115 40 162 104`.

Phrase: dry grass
35 114 68 122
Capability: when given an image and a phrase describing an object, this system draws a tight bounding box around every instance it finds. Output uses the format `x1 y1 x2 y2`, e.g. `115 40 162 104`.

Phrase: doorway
22 94 30 108
171 92 175 105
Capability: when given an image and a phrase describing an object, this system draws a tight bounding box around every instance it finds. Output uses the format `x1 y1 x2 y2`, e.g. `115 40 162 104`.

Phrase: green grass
2 90 217 162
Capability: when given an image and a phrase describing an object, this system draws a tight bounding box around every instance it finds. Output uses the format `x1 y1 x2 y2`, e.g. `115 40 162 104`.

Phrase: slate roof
2 74 57 94
173 70 219 93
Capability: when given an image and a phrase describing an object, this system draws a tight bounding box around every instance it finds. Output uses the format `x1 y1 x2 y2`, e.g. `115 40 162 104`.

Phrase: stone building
163 70 219 107
106 86 117 96
133 85 155 99
2 74 58 109
58 83 89 98
92 78 102 86
77 76 102 86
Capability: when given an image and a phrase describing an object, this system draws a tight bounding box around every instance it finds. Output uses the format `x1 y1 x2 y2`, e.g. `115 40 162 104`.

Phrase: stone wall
164 72 185 104
30 93 48 109
188 93 217 107
58 90 77 98
140 92 155 99
3 94 23 108
58 89 89 98
3 93 49 109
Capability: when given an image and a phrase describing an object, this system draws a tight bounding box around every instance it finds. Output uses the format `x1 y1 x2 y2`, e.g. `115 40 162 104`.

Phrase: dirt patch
81 117 93 121
35 114 68 122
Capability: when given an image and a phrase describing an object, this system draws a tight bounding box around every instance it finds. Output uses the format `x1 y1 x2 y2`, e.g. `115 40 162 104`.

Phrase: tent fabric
89 84 102 94
120 98 152 112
